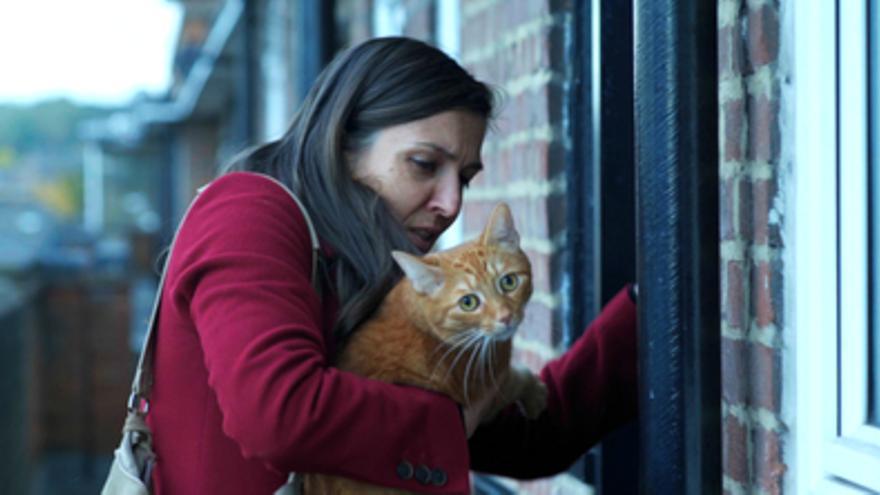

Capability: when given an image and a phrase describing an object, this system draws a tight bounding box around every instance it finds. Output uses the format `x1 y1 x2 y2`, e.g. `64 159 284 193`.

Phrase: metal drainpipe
633 0 720 493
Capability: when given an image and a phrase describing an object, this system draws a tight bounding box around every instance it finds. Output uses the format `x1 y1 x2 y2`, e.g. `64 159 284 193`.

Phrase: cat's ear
481 203 520 251
391 251 445 295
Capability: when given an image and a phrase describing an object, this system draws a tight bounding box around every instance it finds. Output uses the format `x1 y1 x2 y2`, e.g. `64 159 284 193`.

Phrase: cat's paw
517 374 548 419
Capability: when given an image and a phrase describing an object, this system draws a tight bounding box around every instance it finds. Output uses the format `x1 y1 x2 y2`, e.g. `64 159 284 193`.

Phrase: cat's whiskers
428 331 479 383
462 332 494 405
482 335 502 395
428 330 472 361
448 332 483 389
475 336 485 390
433 330 484 387
477 335 492 393
461 337 481 405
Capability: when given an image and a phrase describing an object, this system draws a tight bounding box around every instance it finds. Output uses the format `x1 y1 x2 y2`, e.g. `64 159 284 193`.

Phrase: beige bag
101 175 320 495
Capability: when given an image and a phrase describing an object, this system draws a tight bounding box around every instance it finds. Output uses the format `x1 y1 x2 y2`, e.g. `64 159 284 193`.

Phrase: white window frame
792 0 880 492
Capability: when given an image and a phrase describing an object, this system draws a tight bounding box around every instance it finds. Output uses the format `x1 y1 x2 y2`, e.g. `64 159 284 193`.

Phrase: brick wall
460 0 568 379
718 0 787 493
460 1 575 493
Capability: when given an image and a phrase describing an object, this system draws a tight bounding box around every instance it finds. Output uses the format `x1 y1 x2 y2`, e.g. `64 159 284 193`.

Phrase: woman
148 37 637 494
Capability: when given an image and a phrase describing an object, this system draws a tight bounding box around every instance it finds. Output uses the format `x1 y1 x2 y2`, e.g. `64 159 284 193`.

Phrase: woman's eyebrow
414 142 483 168
414 141 457 159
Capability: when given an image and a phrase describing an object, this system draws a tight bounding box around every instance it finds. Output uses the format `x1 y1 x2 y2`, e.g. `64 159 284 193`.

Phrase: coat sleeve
167 172 471 494
468 286 638 478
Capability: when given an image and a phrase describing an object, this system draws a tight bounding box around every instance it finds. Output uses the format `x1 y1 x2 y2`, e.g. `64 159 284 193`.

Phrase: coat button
431 468 448 486
396 461 414 480
414 464 432 485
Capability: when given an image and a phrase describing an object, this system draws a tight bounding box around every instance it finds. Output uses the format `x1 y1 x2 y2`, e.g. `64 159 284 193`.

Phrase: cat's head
391 203 533 344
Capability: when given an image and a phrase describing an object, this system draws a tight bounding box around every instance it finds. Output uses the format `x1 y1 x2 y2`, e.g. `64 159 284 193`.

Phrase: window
793 0 880 492
870 0 880 428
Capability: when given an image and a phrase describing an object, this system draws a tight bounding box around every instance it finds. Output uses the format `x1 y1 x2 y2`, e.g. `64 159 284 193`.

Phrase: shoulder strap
128 173 321 412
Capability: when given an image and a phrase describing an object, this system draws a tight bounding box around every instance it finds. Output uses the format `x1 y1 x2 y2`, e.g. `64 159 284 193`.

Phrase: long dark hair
225 37 494 341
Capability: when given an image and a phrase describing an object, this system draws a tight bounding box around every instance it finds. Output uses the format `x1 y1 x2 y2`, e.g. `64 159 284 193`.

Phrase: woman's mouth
407 228 438 253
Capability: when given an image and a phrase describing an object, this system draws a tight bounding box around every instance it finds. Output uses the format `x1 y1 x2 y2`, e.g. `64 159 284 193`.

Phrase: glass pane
871 0 880 425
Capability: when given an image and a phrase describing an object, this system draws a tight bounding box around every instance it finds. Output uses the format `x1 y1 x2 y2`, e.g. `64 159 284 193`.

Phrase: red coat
149 172 637 494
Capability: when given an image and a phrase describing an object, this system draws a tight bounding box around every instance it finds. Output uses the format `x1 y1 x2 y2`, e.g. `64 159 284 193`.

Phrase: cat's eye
499 274 519 292
458 294 480 311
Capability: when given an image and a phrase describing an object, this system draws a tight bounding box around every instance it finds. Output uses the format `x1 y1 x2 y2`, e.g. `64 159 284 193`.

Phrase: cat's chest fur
335 280 512 405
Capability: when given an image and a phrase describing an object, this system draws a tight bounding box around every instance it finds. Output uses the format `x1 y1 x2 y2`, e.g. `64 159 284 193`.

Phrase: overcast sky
0 0 183 106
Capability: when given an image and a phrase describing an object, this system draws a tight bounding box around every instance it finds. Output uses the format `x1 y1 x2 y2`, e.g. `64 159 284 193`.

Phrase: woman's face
352 110 487 253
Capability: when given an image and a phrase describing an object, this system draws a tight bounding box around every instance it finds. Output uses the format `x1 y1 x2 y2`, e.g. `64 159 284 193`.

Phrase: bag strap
127 173 321 413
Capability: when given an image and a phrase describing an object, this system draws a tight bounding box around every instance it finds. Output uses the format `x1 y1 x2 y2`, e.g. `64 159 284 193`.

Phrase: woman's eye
458 294 480 311
409 157 437 173
499 274 519 292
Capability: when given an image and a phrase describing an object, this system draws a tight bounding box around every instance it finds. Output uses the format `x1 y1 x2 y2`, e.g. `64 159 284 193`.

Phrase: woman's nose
427 172 461 219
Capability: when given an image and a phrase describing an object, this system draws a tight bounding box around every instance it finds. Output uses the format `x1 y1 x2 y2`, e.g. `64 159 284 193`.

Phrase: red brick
751 178 775 245
753 427 786 495
718 24 745 75
747 93 779 163
496 85 556 136
739 177 753 239
723 413 749 484
723 97 746 162
720 177 737 240
749 342 780 412
725 260 747 329
752 260 775 327
747 4 780 69
721 338 748 405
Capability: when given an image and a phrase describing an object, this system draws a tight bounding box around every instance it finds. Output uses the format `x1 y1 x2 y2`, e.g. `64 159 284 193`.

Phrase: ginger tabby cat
298 203 548 494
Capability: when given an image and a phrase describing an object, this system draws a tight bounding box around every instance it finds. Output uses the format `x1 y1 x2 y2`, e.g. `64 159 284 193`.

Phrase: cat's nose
498 313 513 325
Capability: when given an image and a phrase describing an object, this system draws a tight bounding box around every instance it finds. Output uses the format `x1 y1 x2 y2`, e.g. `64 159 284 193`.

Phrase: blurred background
1 1 182 493
0 1 182 494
